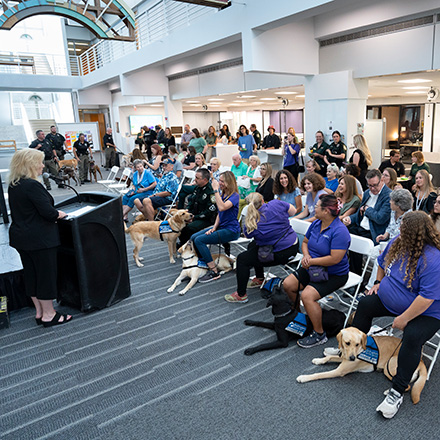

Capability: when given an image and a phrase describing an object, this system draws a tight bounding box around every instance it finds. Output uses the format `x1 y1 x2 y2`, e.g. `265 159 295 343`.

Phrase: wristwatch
374 280 381 285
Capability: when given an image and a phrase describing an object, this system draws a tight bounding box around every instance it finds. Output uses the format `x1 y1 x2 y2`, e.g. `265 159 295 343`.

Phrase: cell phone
207 165 212 171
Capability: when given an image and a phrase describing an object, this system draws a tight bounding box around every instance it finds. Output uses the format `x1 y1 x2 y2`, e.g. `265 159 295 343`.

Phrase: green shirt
231 161 248 178
189 137 207 154
204 134 217 145
340 195 361 215
409 162 430 184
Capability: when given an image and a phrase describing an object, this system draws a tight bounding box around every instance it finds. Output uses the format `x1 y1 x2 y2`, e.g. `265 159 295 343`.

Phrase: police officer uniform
310 141 330 176
29 138 58 190
252 129 262 148
103 132 116 169
46 132 66 160
178 182 217 246
325 140 347 169
73 138 92 183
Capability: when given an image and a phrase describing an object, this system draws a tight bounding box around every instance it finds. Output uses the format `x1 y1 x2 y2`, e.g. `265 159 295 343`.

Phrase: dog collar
273 310 293 318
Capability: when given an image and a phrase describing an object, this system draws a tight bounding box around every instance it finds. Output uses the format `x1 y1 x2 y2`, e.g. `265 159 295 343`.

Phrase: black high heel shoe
35 318 42 325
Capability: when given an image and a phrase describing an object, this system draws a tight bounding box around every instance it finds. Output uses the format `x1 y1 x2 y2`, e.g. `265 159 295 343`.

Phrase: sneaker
197 260 209 269
225 291 248 303
376 388 403 419
297 330 328 348
198 270 221 283
323 347 341 357
247 277 264 289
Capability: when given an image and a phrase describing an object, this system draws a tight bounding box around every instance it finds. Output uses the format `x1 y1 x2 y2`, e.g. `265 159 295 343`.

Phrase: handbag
257 230 290 263
308 265 328 283
237 175 251 189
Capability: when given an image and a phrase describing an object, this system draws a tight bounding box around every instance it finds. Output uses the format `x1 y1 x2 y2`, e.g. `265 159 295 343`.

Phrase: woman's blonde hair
244 192 264 233
259 162 272 188
220 171 238 197
353 134 373 167
195 153 206 165
415 169 434 193
385 211 440 288
210 157 221 167
249 155 261 167
9 148 44 186
335 174 358 202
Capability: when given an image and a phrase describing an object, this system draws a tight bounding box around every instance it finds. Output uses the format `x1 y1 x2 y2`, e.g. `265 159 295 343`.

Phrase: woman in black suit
8 149 72 327
256 162 274 202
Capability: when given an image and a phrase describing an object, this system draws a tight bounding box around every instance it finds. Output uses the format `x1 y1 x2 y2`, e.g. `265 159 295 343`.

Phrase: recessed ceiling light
405 91 427 94
189 104 200 107
397 79 431 84
274 91 298 95
402 86 430 90
295 95 305 98
233 100 246 103
150 104 163 107
261 98 277 101
186 100 200 103
239 95 257 98
210 104 221 107
228 104 240 106
207 98 224 101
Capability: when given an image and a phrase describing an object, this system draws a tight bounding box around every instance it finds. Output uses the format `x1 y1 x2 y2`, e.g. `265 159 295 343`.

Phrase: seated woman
256 162 274 202
324 163 340 193
364 188 413 292
409 151 430 186
343 163 363 198
431 194 440 232
209 157 221 181
122 159 157 221
283 194 351 347
305 159 321 175
382 167 399 190
145 144 163 179
412 169 437 213
192 171 241 283
183 146 197 170
335 175 361 219
224 193 298 303
294 172 327 222
273 169 302 214
351 212 440 419
177 145 188 163
238 155 261 198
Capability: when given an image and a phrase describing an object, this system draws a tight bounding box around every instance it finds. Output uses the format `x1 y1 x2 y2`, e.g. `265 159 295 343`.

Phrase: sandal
42 312 73 328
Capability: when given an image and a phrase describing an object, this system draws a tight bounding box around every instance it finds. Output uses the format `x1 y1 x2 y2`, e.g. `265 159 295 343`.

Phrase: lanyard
415 190 427 211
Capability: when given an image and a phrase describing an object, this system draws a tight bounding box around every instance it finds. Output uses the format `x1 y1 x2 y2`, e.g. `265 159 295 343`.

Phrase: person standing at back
349 134 373 190
46 125 67 161
325 130 347 169
310 131 329 177
250 124 261 149
262 125 281 149
103 127 117 170
73 133 93 184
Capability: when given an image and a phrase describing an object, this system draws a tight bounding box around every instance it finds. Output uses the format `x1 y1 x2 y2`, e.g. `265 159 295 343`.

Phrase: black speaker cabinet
55 192 131 312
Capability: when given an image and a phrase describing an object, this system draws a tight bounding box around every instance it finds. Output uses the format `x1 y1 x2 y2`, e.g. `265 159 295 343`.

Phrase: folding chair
331 234 375 327
183 169 196 182
97 166 120 191
154 178 185 220
108 168 132 193
423 331 440 380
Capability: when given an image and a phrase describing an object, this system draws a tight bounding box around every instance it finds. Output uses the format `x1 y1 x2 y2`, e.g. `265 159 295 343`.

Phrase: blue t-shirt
276 188 301 207
305 217 351 276
244 200 297 252
377 238 440 320
219 192 240 233
324 177 339 193
283 143 301 167
133 169 156 195
238 134 255 159
305 189 327 219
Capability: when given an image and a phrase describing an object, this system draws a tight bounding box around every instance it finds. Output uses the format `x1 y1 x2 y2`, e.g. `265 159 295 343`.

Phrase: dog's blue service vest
285 312 308 337
357 335 379 365
159 221 179 241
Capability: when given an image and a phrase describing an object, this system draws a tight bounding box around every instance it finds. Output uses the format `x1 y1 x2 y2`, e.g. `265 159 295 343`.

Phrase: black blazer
8 178 60 250
256 177 275 202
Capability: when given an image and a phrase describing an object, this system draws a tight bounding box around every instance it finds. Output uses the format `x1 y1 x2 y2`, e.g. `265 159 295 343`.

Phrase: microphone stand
58 182 81 204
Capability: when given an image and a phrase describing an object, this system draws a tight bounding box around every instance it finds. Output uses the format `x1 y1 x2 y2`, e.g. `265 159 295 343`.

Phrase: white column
164 96 183 128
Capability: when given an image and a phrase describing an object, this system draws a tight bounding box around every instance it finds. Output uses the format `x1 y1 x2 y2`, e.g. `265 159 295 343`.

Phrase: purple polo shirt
219 192 240 234
244 200 297 251
305 217 351 276
377 238 440 320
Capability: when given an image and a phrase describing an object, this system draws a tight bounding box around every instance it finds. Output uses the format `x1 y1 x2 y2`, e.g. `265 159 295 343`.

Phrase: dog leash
369 323 393 335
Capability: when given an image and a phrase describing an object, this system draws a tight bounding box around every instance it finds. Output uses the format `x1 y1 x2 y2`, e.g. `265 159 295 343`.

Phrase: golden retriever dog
58 158 78 170
296 327 427 404
167 241 235 295
125 210 194 266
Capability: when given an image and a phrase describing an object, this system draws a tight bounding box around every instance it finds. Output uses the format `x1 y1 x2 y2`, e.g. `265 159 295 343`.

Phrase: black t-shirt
73 140 91 155
29 138 54 160
350 149 368 171
184 155 196 166
263 134 280 149
103 134 115 148
379 159 405 176
46 132 65 150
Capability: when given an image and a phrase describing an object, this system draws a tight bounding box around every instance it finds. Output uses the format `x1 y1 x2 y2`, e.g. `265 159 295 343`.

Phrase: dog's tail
410 360 427 404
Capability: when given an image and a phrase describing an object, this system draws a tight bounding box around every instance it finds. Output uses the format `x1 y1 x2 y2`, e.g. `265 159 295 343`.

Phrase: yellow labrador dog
125 210 194 266
296 327 427 404
167 241 235 295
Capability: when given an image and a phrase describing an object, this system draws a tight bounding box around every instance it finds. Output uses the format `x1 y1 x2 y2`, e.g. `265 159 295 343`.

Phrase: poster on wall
129 115 164 135
57 122 101 152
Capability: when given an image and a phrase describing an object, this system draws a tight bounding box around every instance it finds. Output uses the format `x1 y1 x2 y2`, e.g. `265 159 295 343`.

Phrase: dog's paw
167 287 175 293
135 262 144 268
296 375 310 383
170 259 176 264
138 257 144 261
175 254 181 259
178 290 187 295
312 357 327 365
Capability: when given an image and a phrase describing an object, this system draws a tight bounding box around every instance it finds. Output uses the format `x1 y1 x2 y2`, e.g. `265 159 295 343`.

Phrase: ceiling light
228 104 240 106
402 86 430 90
186 100 200 103
397 79 431 84
233 100 246 103
253 102 263 105
405 91 427 94
274 91 298 95
261 98 277 101
150 104 163 107
239 95 257 98
208 98 224 101
295 95 305 98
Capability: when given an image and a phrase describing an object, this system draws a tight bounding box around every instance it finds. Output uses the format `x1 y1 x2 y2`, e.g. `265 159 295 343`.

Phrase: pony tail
245 202 261 233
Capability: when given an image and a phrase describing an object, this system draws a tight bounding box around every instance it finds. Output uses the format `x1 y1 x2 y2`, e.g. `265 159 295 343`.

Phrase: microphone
43 173 81 203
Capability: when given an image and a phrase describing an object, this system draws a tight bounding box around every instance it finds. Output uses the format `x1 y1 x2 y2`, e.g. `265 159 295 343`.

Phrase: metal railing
0 52 68 76
78 0 216 75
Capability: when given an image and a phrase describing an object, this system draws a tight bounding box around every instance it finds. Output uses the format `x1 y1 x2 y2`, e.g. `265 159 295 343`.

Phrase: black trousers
352 294 440 394
179 219 213 245
347 224 372 275
236 240 299 296
18 247 58 300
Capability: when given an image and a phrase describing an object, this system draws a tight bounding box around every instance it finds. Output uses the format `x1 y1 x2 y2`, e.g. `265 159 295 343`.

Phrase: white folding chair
183 169 196 181
331 234 375 326
423 331 440 381
108 168 132 193
97 166 120 191
155 178 185 220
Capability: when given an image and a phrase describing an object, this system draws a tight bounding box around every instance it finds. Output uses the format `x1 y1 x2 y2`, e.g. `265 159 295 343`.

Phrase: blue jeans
122 190 153 208
191 227 240 264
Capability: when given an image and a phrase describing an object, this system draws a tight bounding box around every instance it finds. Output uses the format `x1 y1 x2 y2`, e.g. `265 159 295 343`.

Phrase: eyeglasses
435 200 440 205
367 182 380 189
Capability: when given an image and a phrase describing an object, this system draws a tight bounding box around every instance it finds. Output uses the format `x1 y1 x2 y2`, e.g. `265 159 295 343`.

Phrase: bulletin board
57 122 101 152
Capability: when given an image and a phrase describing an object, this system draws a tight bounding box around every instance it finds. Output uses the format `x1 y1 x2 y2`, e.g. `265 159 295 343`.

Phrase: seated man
135 158 180 221
178 168 217 246
379 150 405 177
162 154 183 180
231 153 248 179
343 169 392 274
